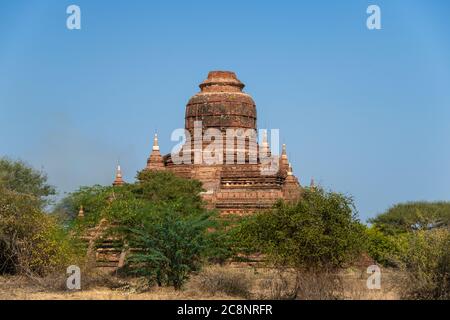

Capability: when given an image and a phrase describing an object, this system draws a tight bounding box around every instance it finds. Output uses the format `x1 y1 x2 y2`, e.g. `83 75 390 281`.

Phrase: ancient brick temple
144 71 302 214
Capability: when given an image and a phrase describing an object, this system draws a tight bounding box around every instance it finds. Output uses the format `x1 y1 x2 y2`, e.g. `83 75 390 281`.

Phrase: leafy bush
365 226 403 266
0 158 55 206
60 170 224 289
234 187 366 271
398 228 449 300
59 170 207 229
0 159 81 276
0 186 80 276
125 204 215 290
135 170 204 210
368 201 449 299
54 185 116 228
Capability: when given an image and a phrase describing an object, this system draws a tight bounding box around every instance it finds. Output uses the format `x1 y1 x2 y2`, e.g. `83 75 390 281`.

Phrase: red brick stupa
144 71 302 214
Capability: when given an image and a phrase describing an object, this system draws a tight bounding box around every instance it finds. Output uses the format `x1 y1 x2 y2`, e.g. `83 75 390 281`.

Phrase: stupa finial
153 133 160 151
282 144 288 159
261 130 270 154
78 205 84 218
287 163 293 176
113 164 125 186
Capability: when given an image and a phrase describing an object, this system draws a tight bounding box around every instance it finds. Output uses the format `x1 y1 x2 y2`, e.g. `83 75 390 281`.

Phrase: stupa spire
146 132 165 171
260 130 270 156
113 164 125 186
279 143 290 175
283 161 301 201
153 133 160 151
282 143 288 159
78 205 84 218
287 163 293 176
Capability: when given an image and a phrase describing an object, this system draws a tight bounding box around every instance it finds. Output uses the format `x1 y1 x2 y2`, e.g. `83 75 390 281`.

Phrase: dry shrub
397 229 449 300
294 270 344 300
195 265 346 300
257 268 344 300
0 187 83 278
254 269 297 300
195 266 252 299
256 267 400 300
340 268 400 300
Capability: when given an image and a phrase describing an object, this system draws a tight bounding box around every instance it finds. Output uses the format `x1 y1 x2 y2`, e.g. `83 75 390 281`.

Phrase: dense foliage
126 204 214 289
58 170 206 228
367 201 449 299
369 202 450 235
0 158 55 206
364 226 401 266
234 188 366 271
61 170 226 289
0 159 78 276
398 228 449 300
2 156 448 299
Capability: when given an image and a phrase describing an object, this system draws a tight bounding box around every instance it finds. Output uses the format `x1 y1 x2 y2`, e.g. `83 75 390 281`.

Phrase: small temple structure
112 165 125 186
94 71 304 270
140 71 302 214
91 71 303 271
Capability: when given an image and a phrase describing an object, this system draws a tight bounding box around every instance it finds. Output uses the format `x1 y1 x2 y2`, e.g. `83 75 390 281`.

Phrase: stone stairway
79 219 129 273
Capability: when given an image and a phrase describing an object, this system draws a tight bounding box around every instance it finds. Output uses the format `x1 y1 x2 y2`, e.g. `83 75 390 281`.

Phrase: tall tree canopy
0 158 55 205
0 159 76 276
369 202 450 235
57 170 223 289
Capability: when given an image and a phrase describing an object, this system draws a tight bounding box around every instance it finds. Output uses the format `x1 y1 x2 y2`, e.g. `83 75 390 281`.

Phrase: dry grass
0 275 234 300
189 265 252 299
0 265 401 300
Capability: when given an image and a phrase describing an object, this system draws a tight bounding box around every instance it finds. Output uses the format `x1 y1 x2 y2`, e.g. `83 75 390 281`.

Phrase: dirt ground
0 266 400 300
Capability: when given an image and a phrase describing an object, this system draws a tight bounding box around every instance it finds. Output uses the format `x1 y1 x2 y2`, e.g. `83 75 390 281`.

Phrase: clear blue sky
1 0 449 221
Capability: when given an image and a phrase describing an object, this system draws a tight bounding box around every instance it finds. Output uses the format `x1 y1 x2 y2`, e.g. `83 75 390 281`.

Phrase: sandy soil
0 266 400 300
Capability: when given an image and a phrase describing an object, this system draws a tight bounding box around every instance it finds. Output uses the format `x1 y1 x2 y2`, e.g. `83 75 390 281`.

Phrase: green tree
369 202 450 235
0 159 80 276
59 170 207 227
0 158 55 206
365 226 403 266
0 186 79 276
398 228 449 300
60 170 224 289
134 170 205 213
368 201 449 298
126 204 215 289
235 188 366 271
54 184 116 227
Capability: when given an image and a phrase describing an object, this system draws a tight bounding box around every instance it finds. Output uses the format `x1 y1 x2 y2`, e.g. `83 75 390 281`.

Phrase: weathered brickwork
146 71 302 214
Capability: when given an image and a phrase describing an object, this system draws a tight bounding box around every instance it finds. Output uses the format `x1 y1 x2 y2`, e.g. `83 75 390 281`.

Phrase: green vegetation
369 202 450 235
234 188 366 271
57 170 207 228
0 158 80 276
1 156 448 299
367 201 450 299
398 228 449 299
126 205 214 289
58 170 225 289
0 158 55 205
364 226 401 266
